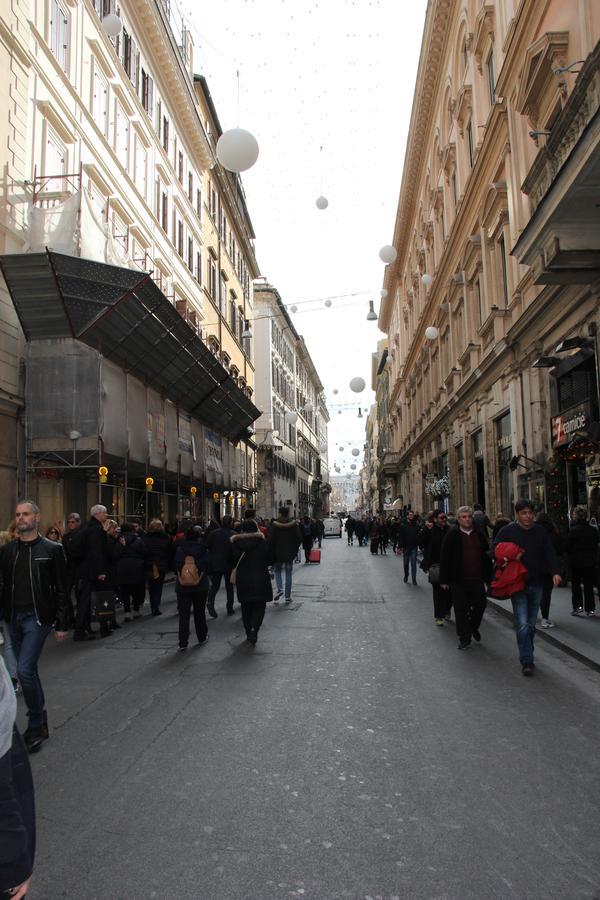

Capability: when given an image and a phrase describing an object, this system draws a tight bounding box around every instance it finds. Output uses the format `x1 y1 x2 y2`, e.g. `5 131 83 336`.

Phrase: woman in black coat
143 519 174 617
418 510 451 624
174 529 210 650
230 516 273 645
116 523 147 620
564 506 598 615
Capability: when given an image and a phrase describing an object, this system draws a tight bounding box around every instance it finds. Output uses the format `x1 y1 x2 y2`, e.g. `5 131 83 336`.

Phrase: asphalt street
22 538 600 900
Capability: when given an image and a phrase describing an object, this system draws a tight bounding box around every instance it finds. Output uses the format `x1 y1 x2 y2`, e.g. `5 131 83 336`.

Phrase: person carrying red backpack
490 542 528 598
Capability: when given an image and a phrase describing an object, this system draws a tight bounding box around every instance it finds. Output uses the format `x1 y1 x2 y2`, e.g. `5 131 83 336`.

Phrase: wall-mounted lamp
553 60 585 75
367 300 377 321
531 356 560 368
529 131 551 140
241 319 252 339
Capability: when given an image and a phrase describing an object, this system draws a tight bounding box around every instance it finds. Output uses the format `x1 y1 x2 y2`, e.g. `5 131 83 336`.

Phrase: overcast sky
186 0 428 472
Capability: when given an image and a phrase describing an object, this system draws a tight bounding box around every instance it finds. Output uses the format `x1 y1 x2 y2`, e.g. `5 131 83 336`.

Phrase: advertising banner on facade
205 430 224 474
551 404 590 447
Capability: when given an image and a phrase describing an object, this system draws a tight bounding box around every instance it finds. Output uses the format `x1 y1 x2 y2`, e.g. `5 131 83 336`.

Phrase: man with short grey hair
74 504 109 641
440 505 493 650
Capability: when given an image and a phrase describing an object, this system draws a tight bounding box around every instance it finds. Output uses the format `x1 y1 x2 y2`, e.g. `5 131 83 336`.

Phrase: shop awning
0 250 261 442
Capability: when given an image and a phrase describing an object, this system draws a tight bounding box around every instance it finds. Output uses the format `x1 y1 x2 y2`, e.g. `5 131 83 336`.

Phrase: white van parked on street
322 516 342 538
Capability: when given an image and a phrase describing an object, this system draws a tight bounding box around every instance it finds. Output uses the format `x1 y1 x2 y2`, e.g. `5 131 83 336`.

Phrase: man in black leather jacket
0 501 71 753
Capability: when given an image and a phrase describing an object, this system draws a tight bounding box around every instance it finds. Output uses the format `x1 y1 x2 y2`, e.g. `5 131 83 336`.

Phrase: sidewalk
487 584 600 672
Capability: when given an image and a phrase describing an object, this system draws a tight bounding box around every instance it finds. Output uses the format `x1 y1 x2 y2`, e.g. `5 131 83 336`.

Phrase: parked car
322 516 343 538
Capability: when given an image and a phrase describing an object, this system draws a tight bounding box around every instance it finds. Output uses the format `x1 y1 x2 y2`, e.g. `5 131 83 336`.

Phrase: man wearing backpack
174 527 209 650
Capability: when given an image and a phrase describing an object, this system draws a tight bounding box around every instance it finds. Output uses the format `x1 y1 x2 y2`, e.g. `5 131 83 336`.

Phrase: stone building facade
0 0 260 528
379 0 600 530
253 282 330 520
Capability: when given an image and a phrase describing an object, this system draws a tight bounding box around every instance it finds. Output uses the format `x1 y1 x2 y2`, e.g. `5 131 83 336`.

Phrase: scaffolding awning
0 250 260 442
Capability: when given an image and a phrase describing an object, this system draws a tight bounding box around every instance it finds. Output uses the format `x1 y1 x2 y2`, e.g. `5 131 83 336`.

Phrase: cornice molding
380 0 457 330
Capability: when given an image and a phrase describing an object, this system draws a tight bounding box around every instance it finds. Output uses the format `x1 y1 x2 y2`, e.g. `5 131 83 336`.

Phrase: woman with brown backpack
174 527 209 651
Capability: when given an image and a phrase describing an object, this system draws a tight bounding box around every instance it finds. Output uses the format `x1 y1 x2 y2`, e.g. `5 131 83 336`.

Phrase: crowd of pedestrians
349 499 599 678
0 500 316 757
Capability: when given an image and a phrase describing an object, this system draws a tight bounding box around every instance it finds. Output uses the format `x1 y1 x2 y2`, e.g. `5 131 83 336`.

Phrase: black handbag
427 563 441 584
91 589 115 619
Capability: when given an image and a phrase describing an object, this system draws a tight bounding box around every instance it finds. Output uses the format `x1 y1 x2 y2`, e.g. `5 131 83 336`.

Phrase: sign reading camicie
551 407 589 447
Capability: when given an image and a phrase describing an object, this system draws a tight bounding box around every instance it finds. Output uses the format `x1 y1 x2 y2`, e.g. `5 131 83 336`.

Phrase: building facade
0 0 261 527
379 0 600 529
253 282 330 520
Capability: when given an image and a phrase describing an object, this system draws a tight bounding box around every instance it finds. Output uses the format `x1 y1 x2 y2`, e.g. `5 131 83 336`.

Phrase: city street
26 538 600 900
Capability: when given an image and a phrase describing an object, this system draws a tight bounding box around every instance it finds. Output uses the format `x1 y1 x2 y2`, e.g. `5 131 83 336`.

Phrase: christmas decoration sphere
339 446 344 452
425 326 439 340
352 448 360 457
350 464 356 470
333 388 338 395
379 245 397 264
290 305 297 313
216 128 259 173
380 288 388 298
315 195 328 210
349 376 366 393
421 272 433 287
102 13 123 36
324 299 332 308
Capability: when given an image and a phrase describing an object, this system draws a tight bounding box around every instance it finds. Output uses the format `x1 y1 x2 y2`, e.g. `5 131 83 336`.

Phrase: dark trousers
147 575 165 613
177 591 208 647
571 566 596 612
540 574 553 619
432 584 449 619
208 572 234 613
75 579 93 635
241 601 266 637
120 584 146 613
450 579 486 643
10 614 52 728
0 728 35 893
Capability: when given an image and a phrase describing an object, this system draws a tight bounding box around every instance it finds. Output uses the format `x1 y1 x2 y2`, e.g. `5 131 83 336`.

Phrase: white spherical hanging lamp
350 464 357 470
333 388 339 395
324 299 332 308
315 195 329 210
379 245 397 265
351 448 360 457
102 13 123 36
285 411 299 425
338 445 344 452
349 376 366 393
380 288 388 298
216 128 259 173
290 305 297 313
421 272 432 287
425 326 439 341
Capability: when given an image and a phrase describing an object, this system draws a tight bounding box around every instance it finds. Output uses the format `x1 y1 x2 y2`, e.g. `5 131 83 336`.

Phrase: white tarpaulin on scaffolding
27 190 137 269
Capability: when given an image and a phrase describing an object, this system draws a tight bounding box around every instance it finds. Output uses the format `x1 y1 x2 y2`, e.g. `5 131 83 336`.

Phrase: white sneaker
571 607 584 616
541 618 554 628
586 610 596 616
273 591 282 605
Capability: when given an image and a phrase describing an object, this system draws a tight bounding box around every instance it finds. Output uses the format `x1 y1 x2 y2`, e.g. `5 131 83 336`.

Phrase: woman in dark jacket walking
230 514 273 645
535 511 562 626
564 505 598 615
116 524 147 620
143 519 174 617
418 510 451 624
174 529 210 650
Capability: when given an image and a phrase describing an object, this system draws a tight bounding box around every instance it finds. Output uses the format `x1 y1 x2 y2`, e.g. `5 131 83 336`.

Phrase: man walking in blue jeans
269 507 302 604
0 501 71 752
494 499 561 676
